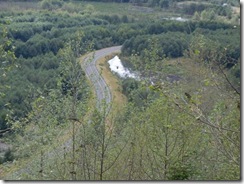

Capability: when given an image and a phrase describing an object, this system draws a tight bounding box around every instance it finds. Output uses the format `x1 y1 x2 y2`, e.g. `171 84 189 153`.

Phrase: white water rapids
107 56 138 79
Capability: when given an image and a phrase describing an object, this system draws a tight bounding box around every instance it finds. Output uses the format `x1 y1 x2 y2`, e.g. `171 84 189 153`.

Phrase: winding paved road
82 46 122 112
4 46 122 180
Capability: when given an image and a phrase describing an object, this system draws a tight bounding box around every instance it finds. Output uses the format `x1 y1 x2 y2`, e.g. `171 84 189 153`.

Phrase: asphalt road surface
82 45 122 113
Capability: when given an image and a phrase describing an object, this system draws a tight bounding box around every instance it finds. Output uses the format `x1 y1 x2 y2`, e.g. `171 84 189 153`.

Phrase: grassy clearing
77 1 130 15
177 1 213 6
164 57 208 84
74 1 181 20
0 1 39 11
164 56 231 116
232 6 240 16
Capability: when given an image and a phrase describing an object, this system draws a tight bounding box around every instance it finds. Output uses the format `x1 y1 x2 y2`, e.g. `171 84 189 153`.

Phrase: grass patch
74 1 182 20
165 56 231 115
0 1 39 11
77 1 130 15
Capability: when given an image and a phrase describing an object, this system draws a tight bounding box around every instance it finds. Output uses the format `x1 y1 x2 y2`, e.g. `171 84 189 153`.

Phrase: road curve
82 46 122 113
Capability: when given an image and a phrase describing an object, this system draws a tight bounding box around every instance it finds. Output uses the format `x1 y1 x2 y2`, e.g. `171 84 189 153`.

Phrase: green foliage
180 2 213 15
83 4 96 15
186 27 240 67
122 20 234 61
227 60 240 89
168 162 195 180
41 0 64 10
0 52 60 130
0 25 16 75
111 95 199 180
159 0 169 8
2 149 14 163
122 31 190 59
201 9 216 21
122 78 139 97
0 24 16 131
58 46 88 100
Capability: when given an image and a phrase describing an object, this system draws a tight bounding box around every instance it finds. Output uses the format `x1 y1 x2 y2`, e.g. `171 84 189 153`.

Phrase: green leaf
194 49 200 55
203 79 210 86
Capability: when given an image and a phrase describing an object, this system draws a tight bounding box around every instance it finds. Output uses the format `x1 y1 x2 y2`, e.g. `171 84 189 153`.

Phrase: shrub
3 149 14 163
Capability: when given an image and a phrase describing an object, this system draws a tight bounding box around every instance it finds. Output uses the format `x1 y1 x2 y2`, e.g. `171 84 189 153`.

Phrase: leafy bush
168 162 195 180
3 149 14 163
122 78 139 97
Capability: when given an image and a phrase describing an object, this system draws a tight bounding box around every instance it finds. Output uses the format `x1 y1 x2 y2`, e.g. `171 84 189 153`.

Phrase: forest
0 0 241 180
